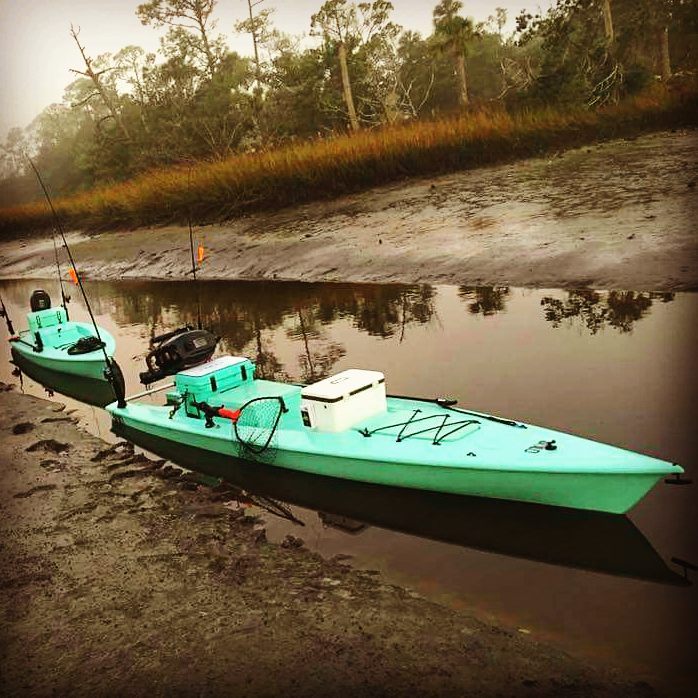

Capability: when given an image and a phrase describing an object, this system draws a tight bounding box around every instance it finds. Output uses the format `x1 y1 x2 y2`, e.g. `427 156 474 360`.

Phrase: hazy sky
0 0 547 139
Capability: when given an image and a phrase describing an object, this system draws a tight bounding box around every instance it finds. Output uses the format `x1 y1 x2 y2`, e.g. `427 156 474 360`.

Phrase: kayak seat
27 307 68 333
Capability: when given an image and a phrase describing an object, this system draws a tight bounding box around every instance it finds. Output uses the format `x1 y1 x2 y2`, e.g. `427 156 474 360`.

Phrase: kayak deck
107 369 682 513
121 381 677 474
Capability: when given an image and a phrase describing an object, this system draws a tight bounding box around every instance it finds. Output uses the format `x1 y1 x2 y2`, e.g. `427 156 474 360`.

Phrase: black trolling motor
139 326 218 385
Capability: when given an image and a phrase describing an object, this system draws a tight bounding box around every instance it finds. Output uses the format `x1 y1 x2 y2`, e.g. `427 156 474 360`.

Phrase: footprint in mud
91 441 135 462
12 422 35 435
13 484 57 499
26 439 71 454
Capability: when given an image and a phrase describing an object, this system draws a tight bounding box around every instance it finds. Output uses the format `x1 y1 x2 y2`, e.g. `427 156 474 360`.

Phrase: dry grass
1 85 696 237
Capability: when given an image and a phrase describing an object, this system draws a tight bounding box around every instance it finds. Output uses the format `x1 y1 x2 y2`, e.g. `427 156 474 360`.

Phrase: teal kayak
9 304 116 382
106 355 684 514
10 346 121 407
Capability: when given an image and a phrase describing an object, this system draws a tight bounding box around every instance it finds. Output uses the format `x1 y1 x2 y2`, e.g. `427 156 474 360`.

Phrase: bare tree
656 25 671 80
235 0 274 134
69 25 131 141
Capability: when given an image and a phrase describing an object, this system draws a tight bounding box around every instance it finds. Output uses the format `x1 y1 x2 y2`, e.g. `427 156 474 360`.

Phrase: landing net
234 396 285 461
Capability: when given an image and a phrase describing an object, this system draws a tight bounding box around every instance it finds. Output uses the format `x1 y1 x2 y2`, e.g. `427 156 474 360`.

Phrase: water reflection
1 279 678 398
97 281 437 381
540 290 675 334
458 286 510 316
287 307 345 383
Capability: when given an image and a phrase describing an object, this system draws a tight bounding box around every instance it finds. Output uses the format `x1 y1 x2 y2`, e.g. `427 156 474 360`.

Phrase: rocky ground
1 130 696 292
0 384 655 696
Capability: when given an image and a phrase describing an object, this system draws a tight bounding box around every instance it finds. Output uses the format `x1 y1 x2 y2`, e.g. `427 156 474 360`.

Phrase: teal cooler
174 355 255 418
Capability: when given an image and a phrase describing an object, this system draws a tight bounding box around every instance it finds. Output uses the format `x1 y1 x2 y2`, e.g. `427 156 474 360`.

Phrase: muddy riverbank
1 130 697 292
0 384 656 696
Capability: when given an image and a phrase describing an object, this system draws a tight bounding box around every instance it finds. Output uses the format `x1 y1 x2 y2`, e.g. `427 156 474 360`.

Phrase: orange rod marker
197 244 205 264
68 267 79 285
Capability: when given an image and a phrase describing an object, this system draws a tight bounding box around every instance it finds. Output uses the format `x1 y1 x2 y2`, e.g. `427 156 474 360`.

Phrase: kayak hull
11 346 119 407
111 420 687 585
109 391 679 514
10 320 116 381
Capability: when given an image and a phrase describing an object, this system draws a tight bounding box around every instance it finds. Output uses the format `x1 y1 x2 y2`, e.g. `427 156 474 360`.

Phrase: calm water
1 278 696 692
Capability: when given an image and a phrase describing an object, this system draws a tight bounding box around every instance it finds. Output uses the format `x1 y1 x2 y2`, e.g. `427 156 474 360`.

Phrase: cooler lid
177 355 247 377
301 369 384 402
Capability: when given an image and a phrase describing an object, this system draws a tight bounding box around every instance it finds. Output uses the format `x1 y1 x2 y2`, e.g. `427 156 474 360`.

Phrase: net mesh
234 397 285 461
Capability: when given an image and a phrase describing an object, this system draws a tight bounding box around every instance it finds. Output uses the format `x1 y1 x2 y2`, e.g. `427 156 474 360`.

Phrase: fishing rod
188 215 203 330
51 226 71 319
187 167 202 330
26 157 126 408
0 293 15 334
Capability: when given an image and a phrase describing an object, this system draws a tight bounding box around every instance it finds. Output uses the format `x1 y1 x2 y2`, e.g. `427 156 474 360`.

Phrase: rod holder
671 557 697 582
664 473 692 486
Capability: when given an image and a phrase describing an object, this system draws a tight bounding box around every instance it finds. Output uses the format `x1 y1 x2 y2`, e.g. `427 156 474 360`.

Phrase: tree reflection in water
102 280 436 381
540 290 675 334
458 286 510 316
287 306 346 383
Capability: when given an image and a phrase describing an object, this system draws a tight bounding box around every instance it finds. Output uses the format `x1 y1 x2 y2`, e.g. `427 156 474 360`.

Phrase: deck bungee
107 355 685 514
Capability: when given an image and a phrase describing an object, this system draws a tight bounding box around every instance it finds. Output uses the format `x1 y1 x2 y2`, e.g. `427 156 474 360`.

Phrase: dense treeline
0 0 696 208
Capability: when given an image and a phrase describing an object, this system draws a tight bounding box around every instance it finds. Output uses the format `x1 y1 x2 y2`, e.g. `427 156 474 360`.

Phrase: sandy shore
1 130 696 292
0 384 654 696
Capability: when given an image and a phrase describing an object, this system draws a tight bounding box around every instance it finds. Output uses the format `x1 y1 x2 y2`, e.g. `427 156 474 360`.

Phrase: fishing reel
139 326 219 385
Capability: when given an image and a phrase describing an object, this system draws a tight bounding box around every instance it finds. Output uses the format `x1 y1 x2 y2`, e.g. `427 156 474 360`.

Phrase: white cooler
300 369 386 432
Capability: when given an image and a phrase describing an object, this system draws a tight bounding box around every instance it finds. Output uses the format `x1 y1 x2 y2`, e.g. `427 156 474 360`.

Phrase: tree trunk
455 52 469 107
656 25 671 81
337 41 360 132
200 32 217 78
192 4 217 78
247 0 261 85
601 0 614 45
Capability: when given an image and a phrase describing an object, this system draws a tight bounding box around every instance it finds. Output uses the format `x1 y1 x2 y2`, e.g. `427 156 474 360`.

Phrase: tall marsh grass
1 86 695 236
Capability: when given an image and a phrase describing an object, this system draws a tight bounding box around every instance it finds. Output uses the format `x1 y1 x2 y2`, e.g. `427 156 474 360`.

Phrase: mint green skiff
106 358 682 514
9 306 116 381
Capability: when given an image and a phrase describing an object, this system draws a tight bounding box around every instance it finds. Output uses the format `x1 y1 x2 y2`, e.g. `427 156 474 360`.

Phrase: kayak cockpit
12 290 110 357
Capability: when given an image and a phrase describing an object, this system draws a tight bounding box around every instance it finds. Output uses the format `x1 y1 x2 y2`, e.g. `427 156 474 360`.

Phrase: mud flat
1 130 697 292
0 384 655 696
